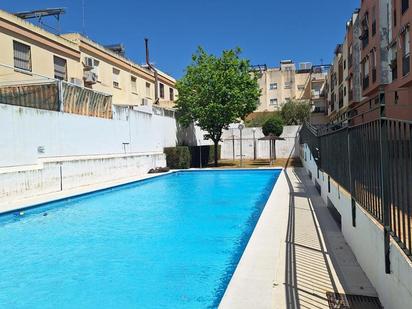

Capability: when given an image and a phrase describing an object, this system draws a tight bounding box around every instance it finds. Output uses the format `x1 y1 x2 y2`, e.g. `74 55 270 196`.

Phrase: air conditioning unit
83 71 98 85
83 57 99 80
70 78 83 86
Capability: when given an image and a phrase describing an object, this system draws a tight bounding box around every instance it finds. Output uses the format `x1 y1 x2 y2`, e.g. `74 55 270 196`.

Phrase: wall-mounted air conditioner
83 71 98 85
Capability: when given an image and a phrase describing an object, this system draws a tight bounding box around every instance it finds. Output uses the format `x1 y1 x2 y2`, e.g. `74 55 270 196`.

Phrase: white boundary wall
0 103 177 167
221 126 300 160
0 103 178 204
301 143 412 309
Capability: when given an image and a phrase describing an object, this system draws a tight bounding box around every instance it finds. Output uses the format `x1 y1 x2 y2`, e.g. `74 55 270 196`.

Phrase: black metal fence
301 114 412 270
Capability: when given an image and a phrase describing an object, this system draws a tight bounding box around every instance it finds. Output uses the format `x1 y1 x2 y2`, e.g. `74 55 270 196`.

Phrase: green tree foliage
262 116 284 137
245 111 281 127
175 47 260 166
280 100 311 125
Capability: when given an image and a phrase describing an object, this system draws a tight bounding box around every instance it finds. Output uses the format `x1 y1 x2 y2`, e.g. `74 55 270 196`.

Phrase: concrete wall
0 153 165 206
301 143 412 309
221 125 300 160
0 103 177 168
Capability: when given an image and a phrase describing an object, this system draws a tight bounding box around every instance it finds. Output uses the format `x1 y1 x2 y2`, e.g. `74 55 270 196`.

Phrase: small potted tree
260 116 285 165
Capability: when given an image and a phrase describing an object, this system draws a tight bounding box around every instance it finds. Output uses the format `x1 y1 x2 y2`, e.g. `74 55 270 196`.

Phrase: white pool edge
219 168 289 309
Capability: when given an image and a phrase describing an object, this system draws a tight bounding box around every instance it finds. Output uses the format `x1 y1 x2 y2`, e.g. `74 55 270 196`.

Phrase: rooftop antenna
14 8 65 34
82 0 86 35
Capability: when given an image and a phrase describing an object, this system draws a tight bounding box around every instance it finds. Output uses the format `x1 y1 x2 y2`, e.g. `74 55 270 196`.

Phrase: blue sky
2 0 359 78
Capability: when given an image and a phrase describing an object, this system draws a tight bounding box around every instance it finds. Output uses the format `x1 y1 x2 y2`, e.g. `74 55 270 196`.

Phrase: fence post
379 90 391 274
347 126 356 227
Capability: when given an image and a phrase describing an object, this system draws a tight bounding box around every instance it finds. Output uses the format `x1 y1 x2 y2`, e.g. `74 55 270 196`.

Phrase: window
131 76 137 93
371 6 376 36
371 49 377 82
112 68 120 88
145 82 151 97
169 88 174 101
269 83 277 90
297 85 305 91
53 56 67 81
284 82 292 89
159 83 165 99
269 98 278 106
402 0 409 14
13 41 31 71
361 13 369 49
402 29 410 76
390 44 398 80
362 57 370 89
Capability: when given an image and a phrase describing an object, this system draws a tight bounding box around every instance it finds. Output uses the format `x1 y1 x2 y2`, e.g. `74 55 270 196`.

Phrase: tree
262 116 284 136
280 100 311 125
175 47 260 166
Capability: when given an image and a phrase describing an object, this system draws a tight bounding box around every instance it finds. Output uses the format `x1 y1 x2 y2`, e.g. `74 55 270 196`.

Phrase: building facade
326 0 412 124
255 60 325 112
0 9 177 110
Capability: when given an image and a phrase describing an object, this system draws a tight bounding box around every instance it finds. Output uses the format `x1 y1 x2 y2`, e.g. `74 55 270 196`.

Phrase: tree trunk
214 140 219 167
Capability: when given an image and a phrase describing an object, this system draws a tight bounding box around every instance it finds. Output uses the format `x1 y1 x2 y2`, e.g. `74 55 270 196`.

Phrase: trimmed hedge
164 146 191 169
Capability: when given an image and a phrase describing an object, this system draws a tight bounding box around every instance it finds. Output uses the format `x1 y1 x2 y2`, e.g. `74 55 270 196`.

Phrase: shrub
262 116 284 136
164 146 191 169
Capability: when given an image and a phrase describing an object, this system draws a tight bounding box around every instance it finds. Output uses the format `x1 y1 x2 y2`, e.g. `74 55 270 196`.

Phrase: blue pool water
0 169 280 308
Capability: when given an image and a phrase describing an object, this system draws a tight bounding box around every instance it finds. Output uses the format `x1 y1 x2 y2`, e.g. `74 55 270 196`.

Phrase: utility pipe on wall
144 38 159 104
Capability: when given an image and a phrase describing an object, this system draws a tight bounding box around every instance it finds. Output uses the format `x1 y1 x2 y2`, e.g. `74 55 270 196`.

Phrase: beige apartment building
256 60 318 112
0 9 177 110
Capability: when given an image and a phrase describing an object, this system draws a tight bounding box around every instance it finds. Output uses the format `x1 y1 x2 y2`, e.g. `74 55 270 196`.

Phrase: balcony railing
363 76 370 90
403 54 410 76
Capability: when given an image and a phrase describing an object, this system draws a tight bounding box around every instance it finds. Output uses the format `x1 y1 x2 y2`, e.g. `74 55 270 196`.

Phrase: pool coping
219 168 289 308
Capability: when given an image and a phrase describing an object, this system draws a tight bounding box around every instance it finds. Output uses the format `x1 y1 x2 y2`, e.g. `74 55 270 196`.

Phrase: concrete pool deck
220 167 377 309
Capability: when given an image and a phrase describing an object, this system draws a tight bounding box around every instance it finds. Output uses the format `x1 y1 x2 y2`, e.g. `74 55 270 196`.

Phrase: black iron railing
300 105 412 270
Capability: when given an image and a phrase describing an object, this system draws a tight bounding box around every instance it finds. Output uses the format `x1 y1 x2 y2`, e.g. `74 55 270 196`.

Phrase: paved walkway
220 168 376 308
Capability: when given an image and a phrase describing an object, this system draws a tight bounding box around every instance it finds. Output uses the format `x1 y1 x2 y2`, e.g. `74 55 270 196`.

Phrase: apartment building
385 0 412 119
324 1 412 124
347 9 363 108
256 60 314 112
0 9 177 110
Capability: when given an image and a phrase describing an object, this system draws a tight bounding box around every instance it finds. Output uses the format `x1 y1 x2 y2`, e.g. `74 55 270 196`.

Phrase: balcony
363 76 370 90
403 54 410 76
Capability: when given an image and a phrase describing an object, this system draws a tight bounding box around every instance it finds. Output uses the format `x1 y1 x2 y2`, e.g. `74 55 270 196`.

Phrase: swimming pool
0 169 281 308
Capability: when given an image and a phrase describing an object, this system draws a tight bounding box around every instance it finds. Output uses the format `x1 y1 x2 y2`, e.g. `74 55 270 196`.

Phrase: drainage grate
326 292 383 309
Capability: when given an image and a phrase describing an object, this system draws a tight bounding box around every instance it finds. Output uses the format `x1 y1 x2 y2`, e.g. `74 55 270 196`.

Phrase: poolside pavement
220 167 377 309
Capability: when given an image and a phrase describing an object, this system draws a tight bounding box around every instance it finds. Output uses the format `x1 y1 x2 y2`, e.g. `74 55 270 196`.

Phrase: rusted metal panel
62 82 112 118
0 83 59 111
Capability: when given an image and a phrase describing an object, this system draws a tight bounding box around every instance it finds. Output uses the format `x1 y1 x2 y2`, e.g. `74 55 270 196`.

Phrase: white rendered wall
301 144 412 309
0 103 177 167
221 125 300 160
